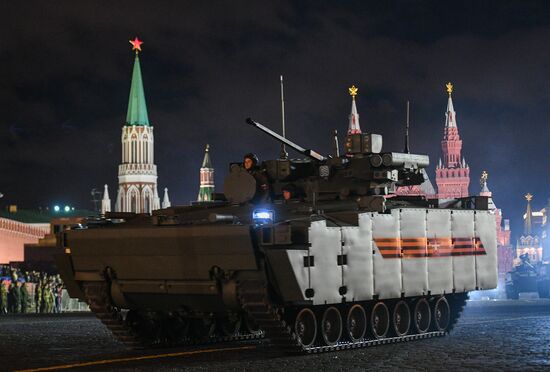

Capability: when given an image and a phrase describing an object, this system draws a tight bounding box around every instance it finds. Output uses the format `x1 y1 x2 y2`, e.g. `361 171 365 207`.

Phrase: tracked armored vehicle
505 254 550 299
57 117 497 353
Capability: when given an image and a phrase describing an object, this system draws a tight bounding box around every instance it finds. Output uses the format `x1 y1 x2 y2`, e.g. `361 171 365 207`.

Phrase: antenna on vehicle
404 100 410 154
279 75 288 160
333 129 340 157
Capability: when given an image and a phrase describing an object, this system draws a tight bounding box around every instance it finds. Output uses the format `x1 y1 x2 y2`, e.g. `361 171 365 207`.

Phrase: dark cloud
2 1 550 237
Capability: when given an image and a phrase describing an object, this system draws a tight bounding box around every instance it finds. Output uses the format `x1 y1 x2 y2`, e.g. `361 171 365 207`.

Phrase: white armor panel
426 209 453 294
284 208 496 305
308 220 342 305
372 210 402 299
341 213 374 302
400 209 428 297
452 210 476 292
475 211 498 290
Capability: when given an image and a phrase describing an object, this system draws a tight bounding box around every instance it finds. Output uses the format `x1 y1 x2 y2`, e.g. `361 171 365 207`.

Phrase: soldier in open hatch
243 153 269 203
282 184 300 203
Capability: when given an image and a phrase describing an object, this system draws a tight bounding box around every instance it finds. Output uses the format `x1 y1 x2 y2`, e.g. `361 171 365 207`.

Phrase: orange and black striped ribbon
373 237 486 259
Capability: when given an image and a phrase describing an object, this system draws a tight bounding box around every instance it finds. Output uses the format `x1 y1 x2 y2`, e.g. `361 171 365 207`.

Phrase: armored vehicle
505 254 550 299
537 263 550 298
56 117 497 353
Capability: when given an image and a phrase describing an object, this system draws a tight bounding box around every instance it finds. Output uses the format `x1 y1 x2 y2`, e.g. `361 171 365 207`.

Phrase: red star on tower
129 37 143 53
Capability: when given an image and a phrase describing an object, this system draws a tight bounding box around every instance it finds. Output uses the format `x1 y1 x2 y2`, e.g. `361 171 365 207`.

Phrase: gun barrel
381 152 430 168
246 118 326 161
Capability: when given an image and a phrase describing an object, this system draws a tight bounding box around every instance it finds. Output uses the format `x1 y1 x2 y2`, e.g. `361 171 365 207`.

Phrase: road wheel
433 296 451 331
321 307 342 346
346 304 367 342
294 308 317 347
392 300 411 337
414 298 431 334
370 301 390 339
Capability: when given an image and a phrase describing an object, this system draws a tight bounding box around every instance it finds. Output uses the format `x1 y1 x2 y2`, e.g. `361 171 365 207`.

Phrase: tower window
144 195 150 213
131 193 137 213
144 141 149 163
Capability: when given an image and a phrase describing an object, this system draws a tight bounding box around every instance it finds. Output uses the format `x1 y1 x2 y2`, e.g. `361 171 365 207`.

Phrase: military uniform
9 282 21 313
243 153 270 203
244 166 270 204
44 284 54 313
35 281 43 313
20 283 29 313
0 281 7 314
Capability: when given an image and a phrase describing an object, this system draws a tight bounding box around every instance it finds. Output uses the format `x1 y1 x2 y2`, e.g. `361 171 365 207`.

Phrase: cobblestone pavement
1 300 549 371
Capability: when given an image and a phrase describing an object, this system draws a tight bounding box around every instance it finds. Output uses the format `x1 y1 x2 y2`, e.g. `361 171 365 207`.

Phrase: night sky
3 1 550 238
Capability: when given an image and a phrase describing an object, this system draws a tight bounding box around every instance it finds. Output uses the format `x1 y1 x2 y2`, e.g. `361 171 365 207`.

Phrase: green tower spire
197 144 215 202
125 49 150 126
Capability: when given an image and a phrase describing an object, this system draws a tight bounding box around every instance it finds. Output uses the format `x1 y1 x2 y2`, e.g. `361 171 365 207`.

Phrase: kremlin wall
0 212 49 264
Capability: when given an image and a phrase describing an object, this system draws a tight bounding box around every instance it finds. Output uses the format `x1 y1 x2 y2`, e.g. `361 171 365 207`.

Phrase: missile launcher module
57 114 497 353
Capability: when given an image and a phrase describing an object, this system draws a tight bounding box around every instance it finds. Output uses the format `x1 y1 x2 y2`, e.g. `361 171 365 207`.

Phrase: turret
229 119 429 206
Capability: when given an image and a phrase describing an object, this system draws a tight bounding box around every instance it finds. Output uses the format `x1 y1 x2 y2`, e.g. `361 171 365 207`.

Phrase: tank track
238 278 467 354
83 280 468 353
81 281 264 349
82 281 143 349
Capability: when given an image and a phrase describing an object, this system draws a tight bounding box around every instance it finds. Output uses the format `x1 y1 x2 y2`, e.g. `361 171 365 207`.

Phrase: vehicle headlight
253 209 274 224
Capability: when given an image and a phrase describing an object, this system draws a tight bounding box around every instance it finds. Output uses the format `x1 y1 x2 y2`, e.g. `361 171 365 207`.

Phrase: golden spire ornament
349 85 358 99
480 170 488 186
129 37 143 54
446 82 453 96
525 193 533 202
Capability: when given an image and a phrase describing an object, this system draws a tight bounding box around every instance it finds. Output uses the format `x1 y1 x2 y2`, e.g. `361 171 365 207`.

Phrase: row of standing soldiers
0 273 63 314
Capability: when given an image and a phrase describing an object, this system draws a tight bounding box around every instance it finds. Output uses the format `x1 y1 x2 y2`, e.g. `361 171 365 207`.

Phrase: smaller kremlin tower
347 85 362 134
516 193 543 263
197 144 215 202
162 188 171 209
435 82 470 199
101 184 111 214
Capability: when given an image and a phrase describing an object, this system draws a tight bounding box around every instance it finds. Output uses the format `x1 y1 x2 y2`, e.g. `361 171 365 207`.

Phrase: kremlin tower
479 171 513 292
435 83 470 199
197 144 215 202
516 193 543 263
347 85 361 135
101 38 170 214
